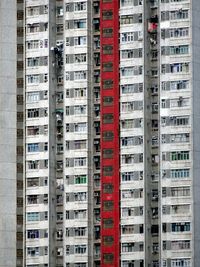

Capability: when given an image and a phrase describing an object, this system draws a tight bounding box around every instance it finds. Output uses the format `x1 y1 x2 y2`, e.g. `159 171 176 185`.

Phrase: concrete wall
192 1 200 266
0 1 17 266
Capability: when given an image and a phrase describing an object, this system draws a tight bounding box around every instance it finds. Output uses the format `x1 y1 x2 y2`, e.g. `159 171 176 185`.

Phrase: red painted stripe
100 1 120 266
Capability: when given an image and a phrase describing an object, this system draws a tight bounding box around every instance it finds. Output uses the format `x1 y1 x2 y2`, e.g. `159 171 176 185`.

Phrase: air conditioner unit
57 98 63 103
57 248 63 256
56 114 62 122
152 195 158 200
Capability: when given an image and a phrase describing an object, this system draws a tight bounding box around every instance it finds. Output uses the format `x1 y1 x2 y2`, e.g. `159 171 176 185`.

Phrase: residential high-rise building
18 0 200 266
0 1 17 266
0 0 24 267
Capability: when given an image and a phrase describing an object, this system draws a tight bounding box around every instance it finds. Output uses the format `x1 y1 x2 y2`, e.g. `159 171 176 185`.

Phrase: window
103 149 113 159
103 45 113 55
121 101 143 112
122 261 135 267
27 143 39 152
103 253 114 264
161 116 190 126
103 218 114 229
103 236 114 246
121 83 143 94
74 36 87 46
57 212 63 221
74 123 87 132
103 166 113 176
65 245 70 255
171 187 190 197
27 212 39 222
121 119 134 129
74 227 87 236
103 183 113 193
27 92 40 102
169 27 189 38
121 153 143 164
75 53 87 63
170 10 189 20
171 97 189 108
170 169 190 179
120 31 143 44
122 243 135 252
74 71 87 80
56 24 63 33
75 175 87 184
74 2 87 11
75 245 87 254
121 32 135 43
27 23 40 33
75 264 87 267
103 113 114 124
122 225 136 235
27 247 39 257
171 204 190 215
122 154 134 164
27 40 39 49
162 133 189 143
27 126 39 138
74 209 87 219
121 49 142 59
103 79 113 89
121 0 134 7
103 28 113 37
27 6 40 16
74 105 86 115
122 207 134 217
162 63 189 74
57 6 63 16
27 177 39 187
102 10 113 20
27 108 39 118
161 10 189 21
74 192 87 201
170 80 189 91
103 131 114 141
74 157 86 167
27 160 39 170
171 258 191 267
171 151 189 161
121 171 143 181
121 15 134 24
169 45 189 55
57 143 63 154
172 222 190 232
122 189 143 199
74 140 87 149
171 240 190 250
74 88 87 98
27 57 39 67
27 75 39 84
74 19 87 28
103 200 114 211
27 230 39 239
103 62 113 72
121 66 143 76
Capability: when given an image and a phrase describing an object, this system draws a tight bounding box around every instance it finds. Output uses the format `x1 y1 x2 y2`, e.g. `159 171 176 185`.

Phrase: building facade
0 0 24 267
0 1 17 266
23 0 200 267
